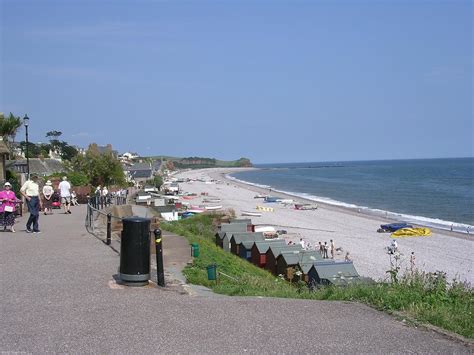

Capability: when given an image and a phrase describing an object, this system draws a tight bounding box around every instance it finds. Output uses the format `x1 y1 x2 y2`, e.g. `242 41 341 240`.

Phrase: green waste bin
207 264 217 281
191 243 200 257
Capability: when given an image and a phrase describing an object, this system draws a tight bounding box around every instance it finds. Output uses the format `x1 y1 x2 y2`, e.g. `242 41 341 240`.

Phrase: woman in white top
42 180 54 215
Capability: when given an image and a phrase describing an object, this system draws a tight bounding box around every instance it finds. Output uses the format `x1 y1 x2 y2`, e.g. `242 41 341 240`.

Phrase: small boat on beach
241 211 262 217
254 226 276 233
204 205 223 210
187 209 205 214
182 196 196 200
378 222 413 233
254 194 267 199
264 196 280 203
203 198 221 203
391 227 431 238
295 203 318 210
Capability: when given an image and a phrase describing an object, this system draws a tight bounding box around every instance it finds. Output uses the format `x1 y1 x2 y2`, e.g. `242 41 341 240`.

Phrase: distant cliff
172 157 252 169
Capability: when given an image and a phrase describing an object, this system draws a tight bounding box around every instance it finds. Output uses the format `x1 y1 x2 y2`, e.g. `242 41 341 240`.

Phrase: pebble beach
175 168 473 284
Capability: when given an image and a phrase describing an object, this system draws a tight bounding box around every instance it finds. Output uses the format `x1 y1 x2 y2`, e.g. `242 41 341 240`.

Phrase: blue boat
264 196 280 203
378 222 413 233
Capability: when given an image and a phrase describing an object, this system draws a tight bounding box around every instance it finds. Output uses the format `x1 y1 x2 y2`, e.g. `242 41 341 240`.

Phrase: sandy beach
174 168 473 284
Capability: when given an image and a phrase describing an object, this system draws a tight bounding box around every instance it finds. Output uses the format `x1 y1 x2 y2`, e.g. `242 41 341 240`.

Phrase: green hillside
144 156 252 169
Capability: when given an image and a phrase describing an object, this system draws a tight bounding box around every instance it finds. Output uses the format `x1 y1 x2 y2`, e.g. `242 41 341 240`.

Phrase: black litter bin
119 216 151 286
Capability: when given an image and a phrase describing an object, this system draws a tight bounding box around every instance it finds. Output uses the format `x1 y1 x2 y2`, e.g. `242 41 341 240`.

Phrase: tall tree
58 142 78 161
0 113 22 157
69 144 125 187
18 141 41 158
45 130 62 140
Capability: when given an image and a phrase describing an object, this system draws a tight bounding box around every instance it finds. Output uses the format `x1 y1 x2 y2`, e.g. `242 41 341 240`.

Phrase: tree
0 113 22 157
45 130 62 140
69 144 125 187
67 171 89 186
18 141 41 158
57 142 78 161
153 175 163 188
146 175 163 189
44 130 78 161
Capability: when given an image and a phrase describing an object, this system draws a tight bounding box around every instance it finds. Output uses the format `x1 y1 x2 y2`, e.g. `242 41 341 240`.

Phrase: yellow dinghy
391 227 432 238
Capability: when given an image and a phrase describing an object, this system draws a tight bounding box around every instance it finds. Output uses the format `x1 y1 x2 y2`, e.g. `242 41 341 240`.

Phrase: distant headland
147 156 253 169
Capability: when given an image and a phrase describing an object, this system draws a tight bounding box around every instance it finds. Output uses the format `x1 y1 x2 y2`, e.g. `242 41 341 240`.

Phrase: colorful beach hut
230 232 265 256
298 251 324 283
215 223 249 249
238 241 256 261
250 240 286 268
230 218 254 231
276 251 302 280
307 261 361 288
265 245 302 275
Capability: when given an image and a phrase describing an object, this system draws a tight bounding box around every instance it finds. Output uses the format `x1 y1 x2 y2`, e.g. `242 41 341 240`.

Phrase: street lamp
23 114 30 178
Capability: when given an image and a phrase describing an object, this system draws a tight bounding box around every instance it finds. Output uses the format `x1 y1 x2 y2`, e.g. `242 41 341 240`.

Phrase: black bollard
154 229 165 287
87 203 91 227
106 213 112 245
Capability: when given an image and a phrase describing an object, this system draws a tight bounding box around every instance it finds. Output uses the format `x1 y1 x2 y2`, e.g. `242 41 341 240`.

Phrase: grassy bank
162 214 473 339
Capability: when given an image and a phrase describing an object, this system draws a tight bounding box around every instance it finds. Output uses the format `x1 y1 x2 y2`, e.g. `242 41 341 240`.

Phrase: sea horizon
253 156 474 166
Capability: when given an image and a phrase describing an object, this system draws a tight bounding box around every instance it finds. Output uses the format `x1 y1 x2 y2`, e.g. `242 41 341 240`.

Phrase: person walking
20 174 42 233
42 180 54 215
323 242 329 259
0 182 19 232
58 176 72 214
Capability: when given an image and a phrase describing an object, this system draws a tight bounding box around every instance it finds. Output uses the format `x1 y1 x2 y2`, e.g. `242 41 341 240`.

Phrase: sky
0 0 472 164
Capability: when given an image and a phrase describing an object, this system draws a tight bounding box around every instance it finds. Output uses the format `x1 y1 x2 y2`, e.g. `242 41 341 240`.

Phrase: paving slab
0 204 471 353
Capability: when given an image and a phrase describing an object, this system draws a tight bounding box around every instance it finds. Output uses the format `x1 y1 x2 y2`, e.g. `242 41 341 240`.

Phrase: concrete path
0 205 471 353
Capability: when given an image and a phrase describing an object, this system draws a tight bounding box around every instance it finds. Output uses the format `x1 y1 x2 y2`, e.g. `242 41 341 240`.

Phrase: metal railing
88 195 127 210
85 195 127 246
85 192 166 287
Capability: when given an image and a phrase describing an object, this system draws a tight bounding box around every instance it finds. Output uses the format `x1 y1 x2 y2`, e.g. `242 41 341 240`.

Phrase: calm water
230 158 474 232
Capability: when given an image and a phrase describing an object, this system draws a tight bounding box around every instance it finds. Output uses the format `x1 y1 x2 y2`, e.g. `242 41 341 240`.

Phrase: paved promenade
0 205 471 353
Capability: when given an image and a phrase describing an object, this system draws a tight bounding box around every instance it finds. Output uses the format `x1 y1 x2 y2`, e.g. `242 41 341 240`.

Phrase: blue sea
229 158 474 233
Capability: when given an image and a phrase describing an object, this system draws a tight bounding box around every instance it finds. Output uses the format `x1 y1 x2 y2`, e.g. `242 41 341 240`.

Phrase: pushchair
51 191 61 209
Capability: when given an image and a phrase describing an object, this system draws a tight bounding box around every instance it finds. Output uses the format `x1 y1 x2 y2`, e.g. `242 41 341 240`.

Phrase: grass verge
162 214 474 339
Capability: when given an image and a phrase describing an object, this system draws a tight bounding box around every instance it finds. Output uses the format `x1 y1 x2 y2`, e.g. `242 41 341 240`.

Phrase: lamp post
23 114 30 178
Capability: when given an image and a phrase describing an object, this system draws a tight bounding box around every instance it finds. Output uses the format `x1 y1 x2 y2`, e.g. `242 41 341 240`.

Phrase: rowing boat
241 211 262 217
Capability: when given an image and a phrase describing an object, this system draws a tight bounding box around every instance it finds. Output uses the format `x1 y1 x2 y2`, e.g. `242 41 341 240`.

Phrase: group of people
42 176 77 215
317 240 336 259
94 186 128 204
0 175 78 234
94 185 110 204
286 238 345 261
